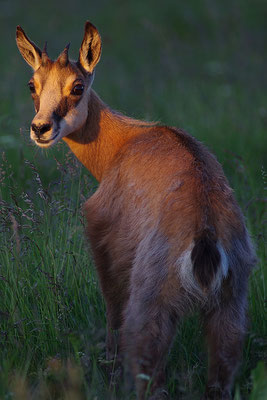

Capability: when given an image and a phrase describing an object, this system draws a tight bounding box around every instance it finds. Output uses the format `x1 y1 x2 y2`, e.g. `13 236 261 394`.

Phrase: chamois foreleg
84 206 128 362
90 244 129 363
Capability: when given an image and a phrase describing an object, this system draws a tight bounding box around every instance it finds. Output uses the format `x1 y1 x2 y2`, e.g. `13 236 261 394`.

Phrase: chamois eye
28 81 36 94
71 84 84 96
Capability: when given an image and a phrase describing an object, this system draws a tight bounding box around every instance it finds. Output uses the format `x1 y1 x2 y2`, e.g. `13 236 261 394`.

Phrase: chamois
16 21 256 399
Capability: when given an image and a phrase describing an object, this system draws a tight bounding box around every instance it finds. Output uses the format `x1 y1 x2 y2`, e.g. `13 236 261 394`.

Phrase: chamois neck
63 90 153 181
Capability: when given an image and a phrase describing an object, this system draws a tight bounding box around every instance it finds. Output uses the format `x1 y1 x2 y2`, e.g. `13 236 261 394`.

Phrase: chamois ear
16 26 42 70
78 21 102 73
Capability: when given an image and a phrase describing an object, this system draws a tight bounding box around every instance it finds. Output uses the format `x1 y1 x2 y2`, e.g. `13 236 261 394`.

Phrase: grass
0 0 266 398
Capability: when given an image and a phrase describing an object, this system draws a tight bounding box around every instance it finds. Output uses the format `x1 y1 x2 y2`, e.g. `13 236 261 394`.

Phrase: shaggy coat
16 21 256 400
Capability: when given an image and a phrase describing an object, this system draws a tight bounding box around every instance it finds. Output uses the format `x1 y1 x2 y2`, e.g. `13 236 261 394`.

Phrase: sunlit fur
29 62 94 148
17 22 257 400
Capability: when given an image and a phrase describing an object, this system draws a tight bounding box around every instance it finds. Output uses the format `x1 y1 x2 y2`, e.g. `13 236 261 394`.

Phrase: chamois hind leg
121 260 179 400
120 231 181 399
202 287 248 400
122 296 176 399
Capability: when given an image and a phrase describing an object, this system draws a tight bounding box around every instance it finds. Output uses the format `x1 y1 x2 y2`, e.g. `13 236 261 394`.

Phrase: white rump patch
217 242 229 278
177 242 229 300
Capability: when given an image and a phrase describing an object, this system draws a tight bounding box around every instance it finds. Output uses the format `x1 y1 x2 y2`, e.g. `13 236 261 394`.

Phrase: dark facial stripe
33 96 40 112
53 95 82 122
53 97 68 121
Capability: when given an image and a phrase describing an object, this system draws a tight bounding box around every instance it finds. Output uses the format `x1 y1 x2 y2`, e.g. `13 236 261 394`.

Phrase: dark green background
0 1 266 398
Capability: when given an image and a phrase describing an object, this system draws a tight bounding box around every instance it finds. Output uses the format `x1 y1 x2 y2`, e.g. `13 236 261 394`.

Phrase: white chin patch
31 129 61 148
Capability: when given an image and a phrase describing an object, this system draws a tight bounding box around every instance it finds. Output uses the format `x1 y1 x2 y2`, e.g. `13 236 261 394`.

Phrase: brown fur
17 22 257 399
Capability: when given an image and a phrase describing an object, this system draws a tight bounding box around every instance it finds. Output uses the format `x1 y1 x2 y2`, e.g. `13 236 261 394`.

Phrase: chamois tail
191 229 221 289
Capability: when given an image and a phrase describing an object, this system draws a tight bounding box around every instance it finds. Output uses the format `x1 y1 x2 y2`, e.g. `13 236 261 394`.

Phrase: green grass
0 0 266 398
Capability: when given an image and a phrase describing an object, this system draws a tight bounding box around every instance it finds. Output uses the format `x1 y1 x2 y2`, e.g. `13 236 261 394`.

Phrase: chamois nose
31 123 52 137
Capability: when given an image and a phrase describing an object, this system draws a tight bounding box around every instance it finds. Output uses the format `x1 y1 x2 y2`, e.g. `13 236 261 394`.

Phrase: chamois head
16 21 102 147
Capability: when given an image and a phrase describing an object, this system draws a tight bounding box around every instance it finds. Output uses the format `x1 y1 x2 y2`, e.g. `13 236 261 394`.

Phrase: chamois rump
16 21 256 399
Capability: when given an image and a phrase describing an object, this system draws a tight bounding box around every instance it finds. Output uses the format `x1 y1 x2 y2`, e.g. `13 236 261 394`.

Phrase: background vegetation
0 0 266 398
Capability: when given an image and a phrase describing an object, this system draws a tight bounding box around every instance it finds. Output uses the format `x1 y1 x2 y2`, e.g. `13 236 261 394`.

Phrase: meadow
0 0 266 398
